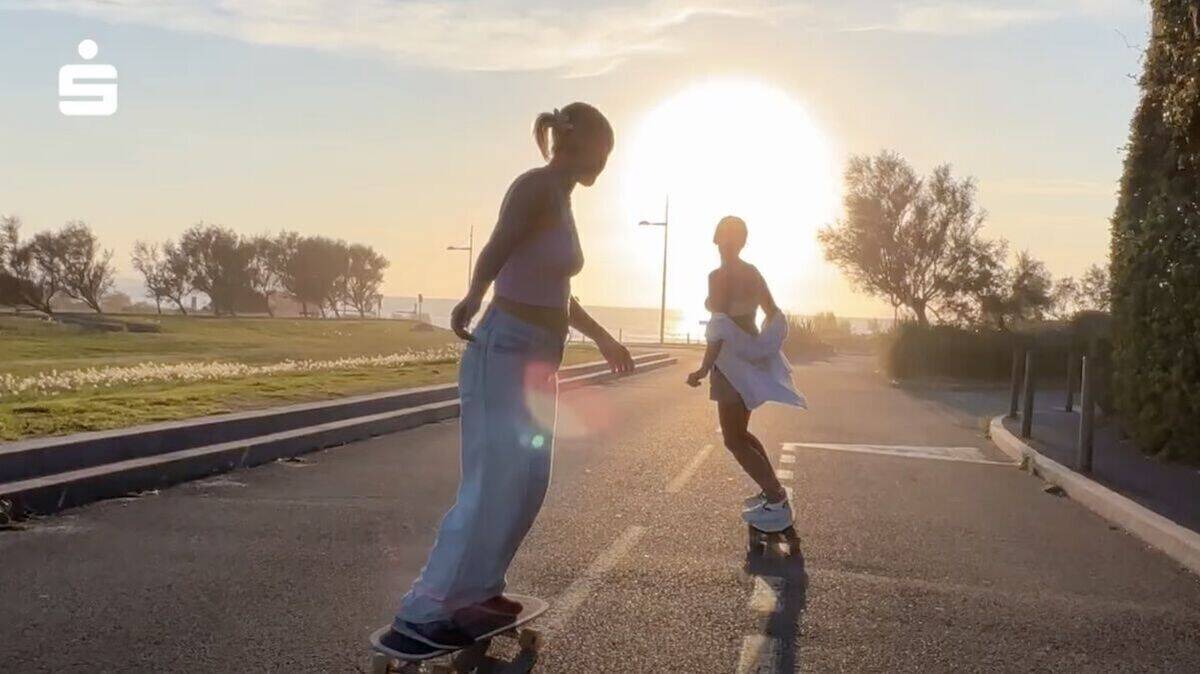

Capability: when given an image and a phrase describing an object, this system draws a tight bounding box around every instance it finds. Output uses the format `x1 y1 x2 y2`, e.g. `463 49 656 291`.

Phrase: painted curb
990 415 1200 577
1 355 676 516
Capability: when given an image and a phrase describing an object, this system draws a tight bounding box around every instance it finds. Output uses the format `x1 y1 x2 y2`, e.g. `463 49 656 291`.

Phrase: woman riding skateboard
687 216 806 532
384 103 634 651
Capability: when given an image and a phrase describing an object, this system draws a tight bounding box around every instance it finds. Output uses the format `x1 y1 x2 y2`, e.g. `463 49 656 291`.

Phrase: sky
0 1 1150 319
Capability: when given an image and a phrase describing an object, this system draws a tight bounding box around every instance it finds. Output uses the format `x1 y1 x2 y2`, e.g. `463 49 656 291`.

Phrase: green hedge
1110 1 1200 461
883 320 1111 386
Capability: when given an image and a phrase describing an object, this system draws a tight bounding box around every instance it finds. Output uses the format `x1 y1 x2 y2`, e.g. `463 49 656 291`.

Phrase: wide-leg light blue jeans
396 306 564 624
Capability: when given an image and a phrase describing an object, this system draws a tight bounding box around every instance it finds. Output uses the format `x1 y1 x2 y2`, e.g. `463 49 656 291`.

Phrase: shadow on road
743 541 809 672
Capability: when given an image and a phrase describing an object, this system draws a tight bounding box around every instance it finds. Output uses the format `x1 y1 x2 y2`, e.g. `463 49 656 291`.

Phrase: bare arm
450 175 547 339
758 267 780 319
570 297 634 373
688 272 725 386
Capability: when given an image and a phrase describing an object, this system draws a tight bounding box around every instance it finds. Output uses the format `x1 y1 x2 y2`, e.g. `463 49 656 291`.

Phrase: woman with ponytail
383 102 633 652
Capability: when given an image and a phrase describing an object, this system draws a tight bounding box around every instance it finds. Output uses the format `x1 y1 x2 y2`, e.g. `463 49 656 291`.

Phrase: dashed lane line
666 444 714 494
541 525 646 635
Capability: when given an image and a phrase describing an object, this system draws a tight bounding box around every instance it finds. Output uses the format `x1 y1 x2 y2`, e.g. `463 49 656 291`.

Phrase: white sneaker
742 492 767 510
743 499 793 532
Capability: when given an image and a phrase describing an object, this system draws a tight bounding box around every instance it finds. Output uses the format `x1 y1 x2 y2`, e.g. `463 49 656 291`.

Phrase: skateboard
748 524 800 556
369 595 548 673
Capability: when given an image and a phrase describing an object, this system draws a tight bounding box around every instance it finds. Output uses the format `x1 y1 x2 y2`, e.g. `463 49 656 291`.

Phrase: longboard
748 524 800 556
369 595 548 673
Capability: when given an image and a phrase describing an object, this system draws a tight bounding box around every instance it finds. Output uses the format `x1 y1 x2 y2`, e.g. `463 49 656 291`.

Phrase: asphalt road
2 354 1199 673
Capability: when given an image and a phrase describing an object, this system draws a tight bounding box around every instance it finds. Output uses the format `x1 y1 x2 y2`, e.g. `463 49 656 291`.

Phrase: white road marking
736 634 780 674
666 444 713 493
785 486 794 502
749 576 782 613
775 469 793 480
542 525 646 635
779 454 795 464
784 442 1013 466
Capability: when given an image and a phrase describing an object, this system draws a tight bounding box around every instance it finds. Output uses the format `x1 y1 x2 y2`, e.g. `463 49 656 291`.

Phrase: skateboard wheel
518 628 544 652
369 653 391 674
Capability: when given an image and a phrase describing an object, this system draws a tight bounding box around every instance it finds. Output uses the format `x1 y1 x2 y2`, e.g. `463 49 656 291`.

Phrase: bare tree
819 151 1004 326
344 244 389 317
160 241 193 314
8 228 67 314
58 221 115 313
131 241 168 313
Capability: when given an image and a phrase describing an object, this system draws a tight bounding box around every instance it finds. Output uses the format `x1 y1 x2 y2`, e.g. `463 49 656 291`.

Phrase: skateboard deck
748 524 800 556
369 595 548 673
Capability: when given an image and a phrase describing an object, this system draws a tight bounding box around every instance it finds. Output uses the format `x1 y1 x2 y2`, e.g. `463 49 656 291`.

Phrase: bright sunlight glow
622 79 838 332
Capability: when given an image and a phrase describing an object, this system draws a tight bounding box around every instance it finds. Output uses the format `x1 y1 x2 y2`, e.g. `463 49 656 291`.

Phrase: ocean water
382 296 888 343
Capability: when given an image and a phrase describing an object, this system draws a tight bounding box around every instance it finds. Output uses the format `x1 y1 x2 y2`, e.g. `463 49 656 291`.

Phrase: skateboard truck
748 524 800 556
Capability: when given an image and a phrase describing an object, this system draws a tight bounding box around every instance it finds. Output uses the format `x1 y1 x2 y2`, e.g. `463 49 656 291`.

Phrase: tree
131 241 168 313
1007 251 1056 322
977 251 1056 330
1078 263 1110 312
246 235 286 317
7 226 67 314
344 244 389 317
819 151 1004 326
57 221 115 313
1051 275 1081 320
0 215 23 309
179 223 254 316
1110 0 1200 460
160 241 193 314
278 235 344 318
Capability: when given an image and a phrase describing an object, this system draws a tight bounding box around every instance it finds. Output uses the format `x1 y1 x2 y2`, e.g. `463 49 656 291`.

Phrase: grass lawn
0 313 598 441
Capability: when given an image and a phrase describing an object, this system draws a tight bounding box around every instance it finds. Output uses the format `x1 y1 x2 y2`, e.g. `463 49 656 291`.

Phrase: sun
621 79 838 332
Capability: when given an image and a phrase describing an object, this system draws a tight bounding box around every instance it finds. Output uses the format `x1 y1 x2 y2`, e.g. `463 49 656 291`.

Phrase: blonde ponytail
533 111 556 160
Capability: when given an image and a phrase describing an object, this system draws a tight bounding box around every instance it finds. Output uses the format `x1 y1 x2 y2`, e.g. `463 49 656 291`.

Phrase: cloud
788 0 1144 35
13 0 1144 74
15 0 774 76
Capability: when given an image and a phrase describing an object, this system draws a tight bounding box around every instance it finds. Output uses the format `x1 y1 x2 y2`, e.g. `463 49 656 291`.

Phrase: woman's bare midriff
493 295 569 336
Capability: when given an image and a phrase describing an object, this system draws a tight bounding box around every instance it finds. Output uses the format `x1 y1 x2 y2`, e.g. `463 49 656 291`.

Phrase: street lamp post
446 225 474 291
639 196 669 345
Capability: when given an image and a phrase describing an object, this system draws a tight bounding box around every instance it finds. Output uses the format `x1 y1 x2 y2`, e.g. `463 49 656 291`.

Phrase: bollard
1065 348 1078 412
1077 355 1095 472
1008 345 1024 418
1021 350 1036 439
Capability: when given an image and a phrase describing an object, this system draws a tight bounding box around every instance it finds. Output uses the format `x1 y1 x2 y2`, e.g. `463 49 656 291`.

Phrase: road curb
989 415 1200 577
2 355 677 517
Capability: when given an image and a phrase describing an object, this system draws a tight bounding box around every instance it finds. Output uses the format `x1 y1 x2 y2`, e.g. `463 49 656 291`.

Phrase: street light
639 196 669 345
446 225 474 290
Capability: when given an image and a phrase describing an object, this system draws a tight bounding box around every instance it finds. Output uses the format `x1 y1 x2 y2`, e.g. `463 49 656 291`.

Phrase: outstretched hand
450 294 482 341
598 335 635 374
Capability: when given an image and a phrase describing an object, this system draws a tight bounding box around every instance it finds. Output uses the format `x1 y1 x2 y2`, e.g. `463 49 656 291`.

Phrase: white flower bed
0 346 463 399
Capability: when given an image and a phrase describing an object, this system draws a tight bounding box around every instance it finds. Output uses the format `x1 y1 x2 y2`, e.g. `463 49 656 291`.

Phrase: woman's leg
396 311 560 625
718 401 786 502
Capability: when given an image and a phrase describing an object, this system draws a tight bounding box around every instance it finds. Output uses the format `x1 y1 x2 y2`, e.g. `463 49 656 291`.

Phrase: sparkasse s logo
59 39 118 117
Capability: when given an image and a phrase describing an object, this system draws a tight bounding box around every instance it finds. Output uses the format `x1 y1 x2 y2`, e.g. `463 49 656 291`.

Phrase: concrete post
1077 355 1095 472
1021 350 1036 439
1008 345 1024 418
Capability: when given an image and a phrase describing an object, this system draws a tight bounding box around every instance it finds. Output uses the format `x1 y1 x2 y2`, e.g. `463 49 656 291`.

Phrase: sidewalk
1001 407 1200 534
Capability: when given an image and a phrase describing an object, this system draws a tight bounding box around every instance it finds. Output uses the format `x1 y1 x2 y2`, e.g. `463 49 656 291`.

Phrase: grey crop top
493 169 584 308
